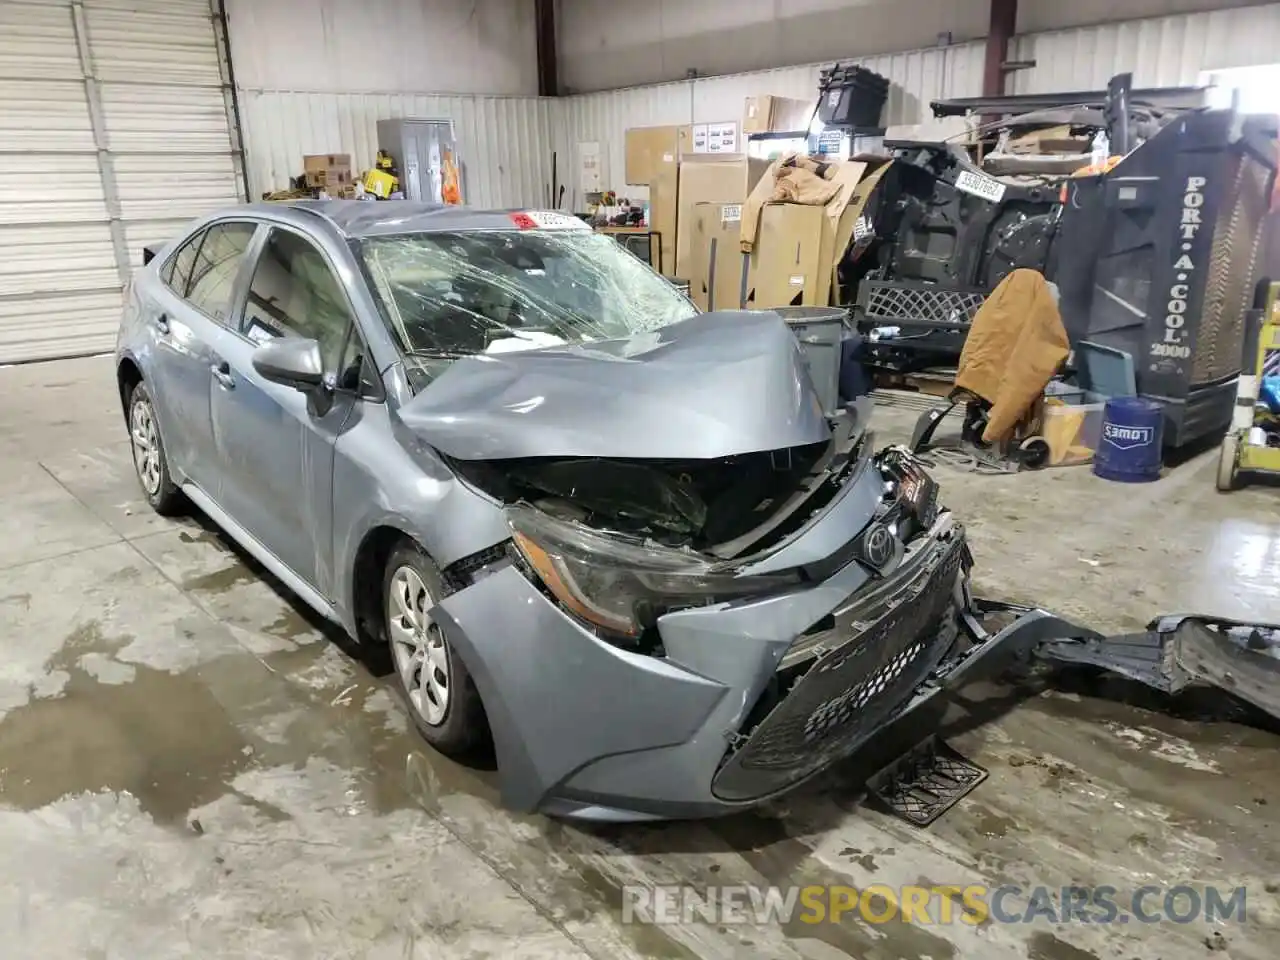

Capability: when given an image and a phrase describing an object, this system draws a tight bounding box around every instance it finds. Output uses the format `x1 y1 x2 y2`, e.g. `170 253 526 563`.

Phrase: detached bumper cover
1040 615 1280 720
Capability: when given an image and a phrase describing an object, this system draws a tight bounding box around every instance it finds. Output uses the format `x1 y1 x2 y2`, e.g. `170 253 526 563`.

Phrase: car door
206 225 363 592
146 221 258 489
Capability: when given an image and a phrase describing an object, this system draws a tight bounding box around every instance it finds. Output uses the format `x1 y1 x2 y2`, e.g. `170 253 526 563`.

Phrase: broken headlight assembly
877 448 939 540
506 503 801 642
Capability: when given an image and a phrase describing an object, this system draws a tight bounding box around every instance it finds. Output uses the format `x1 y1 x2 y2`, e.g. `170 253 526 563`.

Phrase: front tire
128 380 183 515
383 540 488 756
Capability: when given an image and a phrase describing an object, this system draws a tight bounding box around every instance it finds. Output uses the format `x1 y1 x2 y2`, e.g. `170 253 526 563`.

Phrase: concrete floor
1 355 1277 960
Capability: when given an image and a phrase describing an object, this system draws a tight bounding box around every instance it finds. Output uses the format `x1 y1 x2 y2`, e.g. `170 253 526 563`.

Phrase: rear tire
127 380 183 515
383 540 488 757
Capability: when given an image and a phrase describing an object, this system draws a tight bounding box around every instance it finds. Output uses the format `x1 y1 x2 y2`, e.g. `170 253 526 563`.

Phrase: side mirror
252 338 324 391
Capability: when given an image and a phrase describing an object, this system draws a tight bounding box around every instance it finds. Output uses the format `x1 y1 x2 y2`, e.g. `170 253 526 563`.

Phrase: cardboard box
675 154 771 281
826 158 894 302
743 96 813 134
1008 125 1091 155
649 159 679 276
304 153 353 189
625 125 692 186
740 157 892 308
747 204 827 308
689 202 751 311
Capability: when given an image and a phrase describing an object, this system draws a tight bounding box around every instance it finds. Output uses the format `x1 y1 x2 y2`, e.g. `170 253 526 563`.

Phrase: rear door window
183 222 257 323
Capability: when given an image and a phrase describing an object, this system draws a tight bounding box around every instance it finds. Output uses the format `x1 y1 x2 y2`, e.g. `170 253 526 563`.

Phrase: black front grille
857 280 987 329
712 539 964 802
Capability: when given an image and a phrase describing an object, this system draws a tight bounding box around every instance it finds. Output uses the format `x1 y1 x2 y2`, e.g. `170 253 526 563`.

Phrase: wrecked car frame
118 200 1280 824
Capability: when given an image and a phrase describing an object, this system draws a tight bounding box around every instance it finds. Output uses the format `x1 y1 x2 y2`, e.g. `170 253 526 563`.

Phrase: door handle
152 313 169 335
211 360 235 390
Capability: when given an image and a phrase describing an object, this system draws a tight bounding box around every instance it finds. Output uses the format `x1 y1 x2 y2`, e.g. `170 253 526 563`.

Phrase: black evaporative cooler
1054 109 1278 448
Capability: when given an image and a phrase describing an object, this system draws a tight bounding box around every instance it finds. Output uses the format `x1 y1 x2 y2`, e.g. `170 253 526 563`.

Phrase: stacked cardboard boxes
742 157 893 309
303 154 354 196
675 155 772 282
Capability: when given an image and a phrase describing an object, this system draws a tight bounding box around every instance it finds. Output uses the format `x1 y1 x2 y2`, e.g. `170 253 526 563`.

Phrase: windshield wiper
403 348 465 361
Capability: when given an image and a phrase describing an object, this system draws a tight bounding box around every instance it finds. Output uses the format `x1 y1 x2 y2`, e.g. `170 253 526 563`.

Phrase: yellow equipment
363 168 398 199
1217 280 1280 490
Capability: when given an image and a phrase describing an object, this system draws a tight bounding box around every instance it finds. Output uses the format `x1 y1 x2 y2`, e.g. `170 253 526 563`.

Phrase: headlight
877 448 939 538
507 504 800 640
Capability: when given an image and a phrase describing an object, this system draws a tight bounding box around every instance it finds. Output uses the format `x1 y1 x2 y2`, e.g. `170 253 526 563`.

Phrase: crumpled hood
398 310 831 460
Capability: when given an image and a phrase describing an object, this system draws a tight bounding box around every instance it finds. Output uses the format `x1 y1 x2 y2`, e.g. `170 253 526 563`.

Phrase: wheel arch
349 523 412 645
348 522 538 807
117 355 144 418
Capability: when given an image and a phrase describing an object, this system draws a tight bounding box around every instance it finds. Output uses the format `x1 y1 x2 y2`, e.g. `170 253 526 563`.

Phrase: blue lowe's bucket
1093 397 1164 483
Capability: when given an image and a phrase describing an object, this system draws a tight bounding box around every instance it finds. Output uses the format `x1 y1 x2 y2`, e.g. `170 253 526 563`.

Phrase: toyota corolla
117 200 1025 822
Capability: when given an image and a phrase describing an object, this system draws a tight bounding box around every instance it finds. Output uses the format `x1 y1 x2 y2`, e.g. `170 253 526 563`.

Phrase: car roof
241 200 576 238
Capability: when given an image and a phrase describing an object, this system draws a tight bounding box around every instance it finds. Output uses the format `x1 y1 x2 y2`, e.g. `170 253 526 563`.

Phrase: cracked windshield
360 229 697 384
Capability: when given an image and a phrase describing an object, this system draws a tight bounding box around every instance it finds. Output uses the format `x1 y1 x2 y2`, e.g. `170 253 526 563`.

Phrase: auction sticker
954 170 1007 203
511 211 590 230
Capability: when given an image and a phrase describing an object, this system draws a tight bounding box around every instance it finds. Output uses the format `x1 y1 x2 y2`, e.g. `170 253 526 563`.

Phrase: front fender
331 405 512 628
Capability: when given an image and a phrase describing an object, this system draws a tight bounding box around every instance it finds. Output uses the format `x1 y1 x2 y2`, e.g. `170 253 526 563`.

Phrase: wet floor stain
263 609 318 641
702 814 958 960
180 563 260 595
574 864 703 960
837 846 879 872
0 659 255 823
178 529 223 546
1026 930 1102 960
967 804 1017 840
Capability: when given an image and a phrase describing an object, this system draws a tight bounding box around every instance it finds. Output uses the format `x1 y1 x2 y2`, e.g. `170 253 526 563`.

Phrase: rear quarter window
160 222 257 325
161 231 203 293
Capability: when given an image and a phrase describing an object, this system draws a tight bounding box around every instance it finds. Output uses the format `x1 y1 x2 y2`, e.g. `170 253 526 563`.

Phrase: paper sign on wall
689 121 739 154
578 141 601 196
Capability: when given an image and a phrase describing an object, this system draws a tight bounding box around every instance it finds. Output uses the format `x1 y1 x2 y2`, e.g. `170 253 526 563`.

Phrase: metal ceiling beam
931 86 1211 118
983 0 1017 97
535 0 559 97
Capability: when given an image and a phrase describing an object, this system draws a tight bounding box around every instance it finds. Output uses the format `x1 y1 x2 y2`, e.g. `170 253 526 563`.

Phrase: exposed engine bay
448 411 868 559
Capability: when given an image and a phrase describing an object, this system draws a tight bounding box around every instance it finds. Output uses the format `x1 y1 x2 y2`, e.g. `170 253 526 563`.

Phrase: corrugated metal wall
238 92 557 208
1010 2 1280 93
556 42 985 207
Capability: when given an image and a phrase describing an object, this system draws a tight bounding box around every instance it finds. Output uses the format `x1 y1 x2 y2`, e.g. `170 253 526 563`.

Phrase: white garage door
0 0 244 363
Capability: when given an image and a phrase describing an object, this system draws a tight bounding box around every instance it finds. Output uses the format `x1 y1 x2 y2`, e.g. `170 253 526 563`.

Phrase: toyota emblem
863 523 895 568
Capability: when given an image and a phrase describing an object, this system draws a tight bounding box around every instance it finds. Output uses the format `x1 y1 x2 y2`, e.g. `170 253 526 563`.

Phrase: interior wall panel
224 0 538 96
239 91 557 209
557 0 990 92
558 0 1270 93
1009 3 1280 93
557 42 983 209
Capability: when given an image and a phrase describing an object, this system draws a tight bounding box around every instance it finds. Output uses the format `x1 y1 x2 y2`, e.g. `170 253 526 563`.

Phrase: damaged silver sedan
116 202 1280 823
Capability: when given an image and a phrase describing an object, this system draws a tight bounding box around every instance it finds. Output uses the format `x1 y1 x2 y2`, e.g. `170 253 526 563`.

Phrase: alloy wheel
130 397 162 496
387 565 451 726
